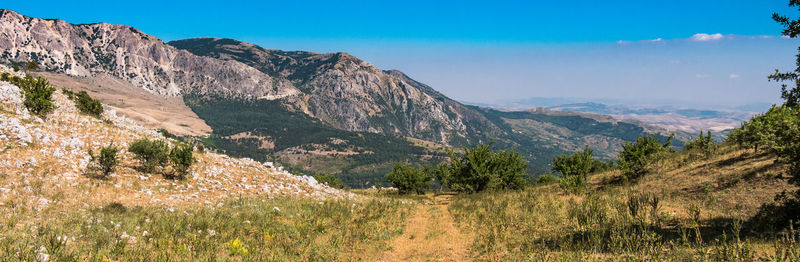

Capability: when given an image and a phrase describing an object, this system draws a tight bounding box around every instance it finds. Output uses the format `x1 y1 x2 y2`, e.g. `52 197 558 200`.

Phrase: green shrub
386 163 431 194
158 128 176 139
128 138 169 173
314 173 347 189
534 173 559 185
73 91 103 118
88 144 120 177
17 76 56 117
168 143 196 179
617 134 673 180
552 147 594 193
684 130 715 154
0 72 9 82
443 143 529 193
11 65 19 72
25 61 38 71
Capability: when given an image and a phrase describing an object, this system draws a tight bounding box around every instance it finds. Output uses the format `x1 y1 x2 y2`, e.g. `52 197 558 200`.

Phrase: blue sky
4 0 800 108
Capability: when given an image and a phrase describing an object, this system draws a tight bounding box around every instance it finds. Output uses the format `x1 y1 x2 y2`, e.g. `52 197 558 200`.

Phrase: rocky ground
0 65 352 217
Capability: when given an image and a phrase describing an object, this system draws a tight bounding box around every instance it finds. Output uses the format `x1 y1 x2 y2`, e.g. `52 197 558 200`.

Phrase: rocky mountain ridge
0 9 299 99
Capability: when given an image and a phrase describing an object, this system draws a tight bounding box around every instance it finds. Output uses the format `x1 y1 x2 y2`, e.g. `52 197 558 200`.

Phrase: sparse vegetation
386 163 432 194
128 137 169 173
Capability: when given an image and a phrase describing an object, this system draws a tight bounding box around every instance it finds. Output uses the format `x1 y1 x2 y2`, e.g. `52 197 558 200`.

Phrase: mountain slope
1 10 687 186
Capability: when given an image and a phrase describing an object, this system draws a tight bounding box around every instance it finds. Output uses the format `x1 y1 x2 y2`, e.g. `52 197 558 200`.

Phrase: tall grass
449 186 800 261
0 197 411 261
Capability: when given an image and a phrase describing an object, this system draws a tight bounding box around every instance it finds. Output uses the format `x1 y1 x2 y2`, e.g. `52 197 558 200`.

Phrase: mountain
0 9 685 186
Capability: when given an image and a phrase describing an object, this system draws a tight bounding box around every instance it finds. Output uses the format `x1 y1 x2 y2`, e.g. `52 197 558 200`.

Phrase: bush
128 138 169 173
0 72 9 82
534 173 559 185
11 65 19 72
385 163 431 194
552 147 594 193
73 91 103 118
88 144 120 177
444 143 529 193
684 130 715 154
16 75 56 117
168 143 196 179
314 173 346 189
617 134 673 180
158 128 176 139
25 61 39 71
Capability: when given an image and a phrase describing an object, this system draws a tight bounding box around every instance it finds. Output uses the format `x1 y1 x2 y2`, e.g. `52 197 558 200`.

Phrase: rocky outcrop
0 9 299 98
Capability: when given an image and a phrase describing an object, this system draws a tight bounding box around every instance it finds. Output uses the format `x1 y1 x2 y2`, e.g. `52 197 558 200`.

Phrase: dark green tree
445 143 528 193
17 76 56 117
617 134 673 180
169 143 196 179
386 163 432 194
128 138 169 173
552 146 594 193
771 1 800 107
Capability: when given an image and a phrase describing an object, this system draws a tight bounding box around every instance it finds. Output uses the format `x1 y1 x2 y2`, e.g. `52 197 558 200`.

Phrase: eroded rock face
169 38 504 144
0 9 299 98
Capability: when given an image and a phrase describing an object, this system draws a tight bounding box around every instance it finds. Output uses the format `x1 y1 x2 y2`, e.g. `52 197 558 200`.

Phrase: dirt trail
380 194 472 261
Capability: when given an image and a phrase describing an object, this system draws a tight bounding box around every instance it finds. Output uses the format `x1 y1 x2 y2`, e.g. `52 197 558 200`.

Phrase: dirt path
380 194 472 261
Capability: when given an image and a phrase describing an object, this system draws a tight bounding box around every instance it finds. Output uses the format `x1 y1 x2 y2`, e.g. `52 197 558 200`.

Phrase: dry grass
40 72 211 136
449 144 799 261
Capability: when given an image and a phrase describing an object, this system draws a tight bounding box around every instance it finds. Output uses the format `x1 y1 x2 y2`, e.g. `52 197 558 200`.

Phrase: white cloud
781 35 793 39
696 73 710 78
649 38 664 42
690 33 724 41
729 74 740 79
668 59 681 65
616 40 632 44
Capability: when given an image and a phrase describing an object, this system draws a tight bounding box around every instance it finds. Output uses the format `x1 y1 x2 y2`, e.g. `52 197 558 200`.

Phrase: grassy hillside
448 143 798 260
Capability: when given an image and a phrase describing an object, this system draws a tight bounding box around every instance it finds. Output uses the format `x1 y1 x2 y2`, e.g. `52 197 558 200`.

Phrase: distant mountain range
0 9 686 186
469 97 766 134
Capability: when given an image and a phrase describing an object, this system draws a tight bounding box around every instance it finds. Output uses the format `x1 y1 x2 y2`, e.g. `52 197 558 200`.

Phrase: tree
444 143 529 193
386 163 432 194
17 76 56 117
88 144 120 177
169 143 196 179
684 130 716 155
552 146 594 193
617 134 673 180
128 138 169 173
771 2 800 107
